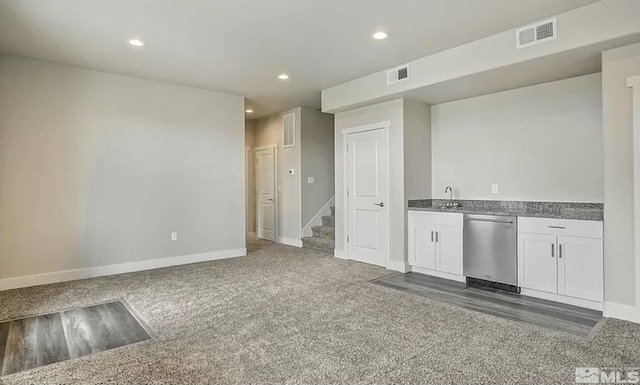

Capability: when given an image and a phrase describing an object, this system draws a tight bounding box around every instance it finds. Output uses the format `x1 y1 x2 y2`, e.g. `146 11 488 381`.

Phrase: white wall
245 120 256 234
602 43 640 307
0 56 246 285
431 74 603 202
255 108 302 243
404 100 432 201
632 77 640 314
301 108 334 226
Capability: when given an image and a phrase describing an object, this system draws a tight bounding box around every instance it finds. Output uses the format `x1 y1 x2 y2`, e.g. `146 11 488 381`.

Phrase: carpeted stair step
311 225 335 240
302 237 334 254
321 215 335 228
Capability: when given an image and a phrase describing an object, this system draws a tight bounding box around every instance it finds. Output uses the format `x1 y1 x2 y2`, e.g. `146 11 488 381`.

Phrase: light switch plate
171 232 178 241
491 184 499 194
307 177 316 184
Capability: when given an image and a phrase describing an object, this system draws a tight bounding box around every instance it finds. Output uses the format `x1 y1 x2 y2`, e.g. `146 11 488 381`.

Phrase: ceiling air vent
387 65 409 85
516 18 556 49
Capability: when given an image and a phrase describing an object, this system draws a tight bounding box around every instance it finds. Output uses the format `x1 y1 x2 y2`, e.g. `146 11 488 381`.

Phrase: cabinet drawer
408 211 463 226
518 217 603 239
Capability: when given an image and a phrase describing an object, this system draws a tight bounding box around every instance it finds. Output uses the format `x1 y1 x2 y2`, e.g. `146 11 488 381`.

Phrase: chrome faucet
444 186 458 208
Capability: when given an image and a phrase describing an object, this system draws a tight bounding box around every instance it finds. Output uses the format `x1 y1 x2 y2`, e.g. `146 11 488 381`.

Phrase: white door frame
255 143 278 241
341 120 392 267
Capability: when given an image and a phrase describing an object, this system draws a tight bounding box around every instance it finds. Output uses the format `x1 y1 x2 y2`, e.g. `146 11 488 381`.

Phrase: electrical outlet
491 184 499 194
171 232 178 241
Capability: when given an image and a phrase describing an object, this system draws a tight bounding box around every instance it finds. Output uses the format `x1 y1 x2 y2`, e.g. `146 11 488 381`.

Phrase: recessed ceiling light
245 109 254 113
278 74 290 80
372 31 389 40
127 38 146 47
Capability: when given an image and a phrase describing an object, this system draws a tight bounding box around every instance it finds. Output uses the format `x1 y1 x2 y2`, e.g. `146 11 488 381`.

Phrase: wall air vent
387 65 409 85
282 112 295 148
516 18 556 49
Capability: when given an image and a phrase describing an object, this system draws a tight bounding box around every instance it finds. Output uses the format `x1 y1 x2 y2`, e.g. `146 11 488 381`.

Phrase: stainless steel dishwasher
463 214 517 289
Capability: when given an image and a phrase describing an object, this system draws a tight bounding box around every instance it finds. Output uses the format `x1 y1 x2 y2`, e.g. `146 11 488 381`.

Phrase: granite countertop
408 199 603 221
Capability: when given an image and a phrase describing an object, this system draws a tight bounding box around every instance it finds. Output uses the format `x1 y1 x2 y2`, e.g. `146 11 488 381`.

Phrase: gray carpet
0 239 639 384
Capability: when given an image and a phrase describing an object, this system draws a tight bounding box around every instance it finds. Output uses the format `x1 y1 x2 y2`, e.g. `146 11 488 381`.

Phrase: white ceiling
0 0 599 119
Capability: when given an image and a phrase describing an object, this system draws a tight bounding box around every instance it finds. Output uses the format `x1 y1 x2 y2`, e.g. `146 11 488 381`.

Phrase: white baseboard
386 260 410 273
334 249 348 260
409 266 466 283
277 236 302 248
302 196 335 237
0 248 247 292
519 288 603 311
604 301 640 324
334 252 409 273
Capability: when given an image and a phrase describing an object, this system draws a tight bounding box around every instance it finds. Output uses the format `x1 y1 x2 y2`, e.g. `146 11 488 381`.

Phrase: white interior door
256 148 275 241
346 128 389 267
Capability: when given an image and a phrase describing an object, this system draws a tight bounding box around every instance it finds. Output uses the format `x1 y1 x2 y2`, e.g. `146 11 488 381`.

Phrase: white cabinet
517 217 603 307
557 236 603 302
519 233 558 293
436 224 464 275
408 220 436 270
408 211 463 278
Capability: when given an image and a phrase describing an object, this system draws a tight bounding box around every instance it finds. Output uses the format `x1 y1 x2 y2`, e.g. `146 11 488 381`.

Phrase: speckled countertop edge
407 199 604 221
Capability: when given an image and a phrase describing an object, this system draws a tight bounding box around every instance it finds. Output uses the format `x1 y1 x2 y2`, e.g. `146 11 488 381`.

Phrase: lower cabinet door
435 225 463 275
518 233 558 294
557 236 603 301
408 221 436 270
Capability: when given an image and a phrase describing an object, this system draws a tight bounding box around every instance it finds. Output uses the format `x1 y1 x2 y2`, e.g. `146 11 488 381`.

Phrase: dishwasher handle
464 217 514 224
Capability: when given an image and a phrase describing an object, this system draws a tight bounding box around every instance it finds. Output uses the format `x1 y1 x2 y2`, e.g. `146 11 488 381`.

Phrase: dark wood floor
373 272 603 338
0 300 151 376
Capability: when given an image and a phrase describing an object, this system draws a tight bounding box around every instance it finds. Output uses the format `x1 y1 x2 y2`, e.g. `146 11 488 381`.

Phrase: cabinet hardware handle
551 243 554 258
431 231 434 242
559 244 563 258
435 232 439 243
548 226 566 229
465 218 513 224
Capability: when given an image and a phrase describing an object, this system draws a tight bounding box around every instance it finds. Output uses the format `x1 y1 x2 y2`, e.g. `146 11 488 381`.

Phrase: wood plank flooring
373 272 603 338
0 301 151 376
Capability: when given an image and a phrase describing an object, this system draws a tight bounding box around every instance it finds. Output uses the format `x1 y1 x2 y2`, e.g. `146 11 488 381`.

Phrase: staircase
302 206 335 254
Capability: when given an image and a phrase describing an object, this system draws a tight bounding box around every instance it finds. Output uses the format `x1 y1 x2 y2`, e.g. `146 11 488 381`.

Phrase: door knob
267 198 274 201
374 202 384 207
